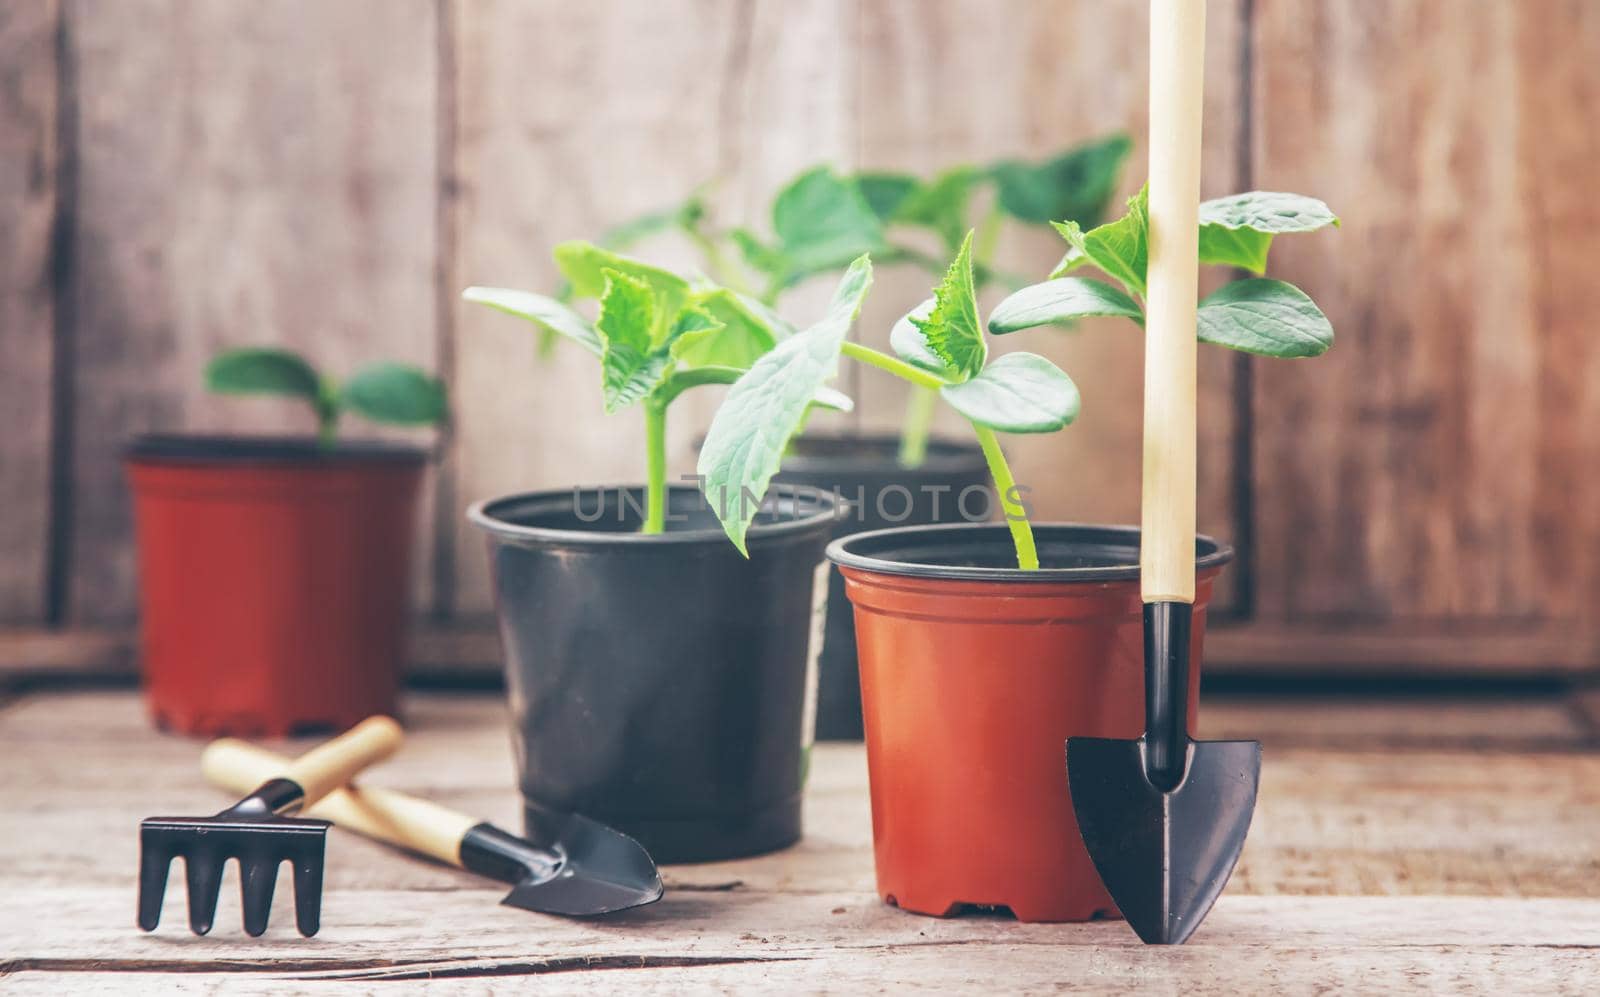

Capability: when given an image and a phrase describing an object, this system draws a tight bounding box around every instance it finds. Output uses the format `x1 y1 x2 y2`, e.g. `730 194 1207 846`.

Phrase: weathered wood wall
1 0 1597 675
1250 0 1600 653
0 3 59 625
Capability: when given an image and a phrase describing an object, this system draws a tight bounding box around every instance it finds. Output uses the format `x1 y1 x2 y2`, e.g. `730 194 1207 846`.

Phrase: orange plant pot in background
831 524 1230 923
126 437 426 737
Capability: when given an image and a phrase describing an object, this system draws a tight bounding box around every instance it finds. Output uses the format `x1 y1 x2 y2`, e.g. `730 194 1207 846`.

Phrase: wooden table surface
3 689 1599 994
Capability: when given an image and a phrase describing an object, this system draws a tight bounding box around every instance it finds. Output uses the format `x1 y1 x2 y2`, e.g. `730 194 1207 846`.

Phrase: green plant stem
687 228 753 296
878 244 947 277
316 413 337 451
314 378 341 451
973 204 1004 271
898 386 937 468
840 341 946 390
841 342 947 471
972 423 1038 571
643 403 667 534
759 273 787 307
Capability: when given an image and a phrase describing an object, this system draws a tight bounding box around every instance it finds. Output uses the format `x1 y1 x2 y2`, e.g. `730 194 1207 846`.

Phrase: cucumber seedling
205 349 447 449
582 136 1132 469
699 186 1339 570
464 242 854 534
988 187 1339 358
699 241 1080 570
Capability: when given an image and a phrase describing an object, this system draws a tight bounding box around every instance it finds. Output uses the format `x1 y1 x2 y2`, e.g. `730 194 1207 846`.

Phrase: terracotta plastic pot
469 484 840 863
773 434 990 741
829 523 1232 922
126 435 426 737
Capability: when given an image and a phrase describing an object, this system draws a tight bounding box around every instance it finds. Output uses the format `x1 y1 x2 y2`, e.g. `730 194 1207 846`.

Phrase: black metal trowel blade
463 812 663 917
1066 736 1259 945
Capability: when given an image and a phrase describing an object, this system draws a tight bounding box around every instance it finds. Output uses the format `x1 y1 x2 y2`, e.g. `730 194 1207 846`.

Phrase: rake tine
240 857 281 938
136 841 172 931
184 848 224 935
291 853 325 937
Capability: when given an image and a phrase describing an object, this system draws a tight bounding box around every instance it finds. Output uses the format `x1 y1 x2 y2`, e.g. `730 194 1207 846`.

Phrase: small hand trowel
202 738 663 917
1065 0 1260 947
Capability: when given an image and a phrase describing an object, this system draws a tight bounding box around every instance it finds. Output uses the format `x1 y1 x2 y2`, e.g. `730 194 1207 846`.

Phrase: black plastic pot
469 484 840 863
772 434 991 740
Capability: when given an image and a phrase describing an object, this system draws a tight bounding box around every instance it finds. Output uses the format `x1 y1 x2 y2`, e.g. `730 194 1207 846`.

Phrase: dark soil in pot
126 435 427 737
828 523 1232 923
470 483 840 863
772 434 990 740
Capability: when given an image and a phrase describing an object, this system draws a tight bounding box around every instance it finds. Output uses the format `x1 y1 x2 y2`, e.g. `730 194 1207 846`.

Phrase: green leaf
596 209 679 249
893 166 979 250
554 241 690 301
462 286 602 356
991 134 1133 227
856 172 919 222
889 298 951 375
1196 226 1272 276
1196 278 1333 357
910 232 986 379
809 385 855 412
342 363 447 426
1198 191 1340 273
1199 191 1339 233
553 241 689 338
771 167 885 278
595 271 670 413
675 288 784 369
697 256 873 554
721 289 795 339
1052 188 1337 284
1048 243 1086 280
729 227 791 282
1051 185 1149 298
939 352 1080 433
205 348 321 402
655 365 856 411
664 306 729 364
597 193 707 251
988 277 1144 333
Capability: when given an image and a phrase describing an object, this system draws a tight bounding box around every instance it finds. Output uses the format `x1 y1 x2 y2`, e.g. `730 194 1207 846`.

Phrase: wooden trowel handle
202 737 478 869
1141 0 1206 606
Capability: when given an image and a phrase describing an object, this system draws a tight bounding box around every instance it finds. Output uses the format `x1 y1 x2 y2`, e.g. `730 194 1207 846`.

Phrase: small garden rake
136 716 402 937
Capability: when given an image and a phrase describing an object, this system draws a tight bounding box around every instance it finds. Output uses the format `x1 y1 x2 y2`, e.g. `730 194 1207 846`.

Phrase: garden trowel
202 738 663 917
1065 0 1260 946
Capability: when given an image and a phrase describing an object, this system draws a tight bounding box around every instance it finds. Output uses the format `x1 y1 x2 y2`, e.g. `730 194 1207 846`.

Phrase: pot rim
468 483 842 547
125 433 429 466
827 522 1233 583
776 432 986 476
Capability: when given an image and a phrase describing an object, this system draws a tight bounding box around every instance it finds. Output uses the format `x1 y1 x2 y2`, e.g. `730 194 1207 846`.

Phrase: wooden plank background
1 0 1598 674
0 3 59 625
64 0 441 622
1253 0 1600 632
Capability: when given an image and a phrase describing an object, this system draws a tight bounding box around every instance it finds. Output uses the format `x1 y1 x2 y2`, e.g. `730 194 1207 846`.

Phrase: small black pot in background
773 434 991 740
469 484 839 863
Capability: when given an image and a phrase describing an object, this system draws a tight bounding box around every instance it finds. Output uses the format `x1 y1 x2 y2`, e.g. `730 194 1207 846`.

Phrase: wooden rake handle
202 736 477 869
276 716 404 806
